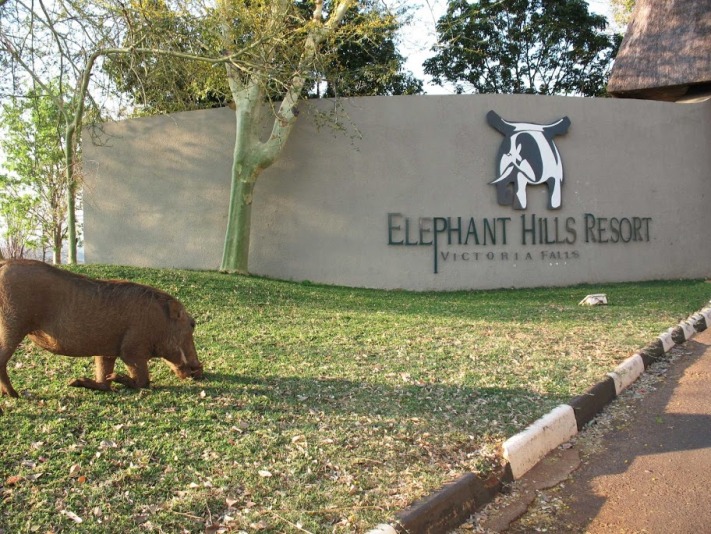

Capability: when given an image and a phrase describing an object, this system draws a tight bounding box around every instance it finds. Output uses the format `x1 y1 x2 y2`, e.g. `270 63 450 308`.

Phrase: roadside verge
368 304 711 534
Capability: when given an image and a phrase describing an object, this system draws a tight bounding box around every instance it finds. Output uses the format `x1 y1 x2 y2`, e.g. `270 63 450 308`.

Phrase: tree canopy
0 86 69 262
423 0 621 96
305 1 422 97
102 0 421 114
102 0 232 114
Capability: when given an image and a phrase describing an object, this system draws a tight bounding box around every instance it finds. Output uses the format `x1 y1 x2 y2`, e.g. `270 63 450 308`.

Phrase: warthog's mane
0 259 181 312
44 262 179 309
96 279 176 305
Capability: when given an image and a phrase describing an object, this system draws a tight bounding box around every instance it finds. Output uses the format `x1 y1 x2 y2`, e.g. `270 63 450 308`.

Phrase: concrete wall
83 95 711 290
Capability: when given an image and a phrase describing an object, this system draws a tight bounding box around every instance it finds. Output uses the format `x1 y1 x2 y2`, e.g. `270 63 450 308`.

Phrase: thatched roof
607 0 711 100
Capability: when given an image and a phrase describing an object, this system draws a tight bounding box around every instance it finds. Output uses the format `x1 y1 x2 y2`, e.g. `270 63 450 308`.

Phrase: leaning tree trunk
65 115 79 264
218 0 355 273
220 82 264 273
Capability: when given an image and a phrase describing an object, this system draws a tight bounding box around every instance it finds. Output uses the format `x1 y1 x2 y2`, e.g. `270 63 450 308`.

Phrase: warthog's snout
166 361 204 380
182 362 204 380
165 350 204 380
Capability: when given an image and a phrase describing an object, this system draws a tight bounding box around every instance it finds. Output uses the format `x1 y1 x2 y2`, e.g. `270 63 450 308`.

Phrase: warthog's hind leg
68 356 116 392
0 339 21 398
107 359 150 389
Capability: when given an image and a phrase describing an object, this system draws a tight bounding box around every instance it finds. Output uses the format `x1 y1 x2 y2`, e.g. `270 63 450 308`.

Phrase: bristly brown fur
0 259 203 403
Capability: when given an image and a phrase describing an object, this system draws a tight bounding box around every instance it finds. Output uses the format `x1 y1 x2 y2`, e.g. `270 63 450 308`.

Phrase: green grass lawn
1 265 709 533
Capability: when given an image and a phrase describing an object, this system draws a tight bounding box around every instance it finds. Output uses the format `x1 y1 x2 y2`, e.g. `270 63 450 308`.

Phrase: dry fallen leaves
60 510 83 524
5 475 22 487
69 464 81 477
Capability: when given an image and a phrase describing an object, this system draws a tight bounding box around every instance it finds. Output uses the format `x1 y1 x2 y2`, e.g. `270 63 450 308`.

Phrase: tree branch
260 0 356 169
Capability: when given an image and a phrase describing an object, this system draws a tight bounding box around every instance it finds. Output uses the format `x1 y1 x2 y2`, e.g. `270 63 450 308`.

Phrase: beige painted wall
84 95 711 290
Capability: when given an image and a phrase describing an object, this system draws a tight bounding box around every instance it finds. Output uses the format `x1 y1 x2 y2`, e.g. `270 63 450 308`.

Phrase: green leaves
424 0 621 96
0 87 71 259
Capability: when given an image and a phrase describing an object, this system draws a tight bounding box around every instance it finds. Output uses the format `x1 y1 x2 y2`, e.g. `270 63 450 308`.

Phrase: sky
401 0 616 95
400 0 450 94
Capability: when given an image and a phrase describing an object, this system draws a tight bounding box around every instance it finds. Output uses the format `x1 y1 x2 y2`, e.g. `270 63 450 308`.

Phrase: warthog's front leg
107 359 150 389
69 356 116 391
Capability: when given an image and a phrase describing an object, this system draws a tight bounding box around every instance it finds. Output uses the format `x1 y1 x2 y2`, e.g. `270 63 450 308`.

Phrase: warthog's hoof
106 373 148 389
1 388 19 399
68 378 112 392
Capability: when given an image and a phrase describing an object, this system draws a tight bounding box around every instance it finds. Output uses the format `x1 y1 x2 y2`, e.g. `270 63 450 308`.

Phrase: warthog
0 259 203 399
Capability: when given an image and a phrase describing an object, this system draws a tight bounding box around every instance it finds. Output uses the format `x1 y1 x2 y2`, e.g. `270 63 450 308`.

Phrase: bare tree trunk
220 80 263 273
65 104 82 264
218 0 355 273
53 227 62 264
221 174 256 273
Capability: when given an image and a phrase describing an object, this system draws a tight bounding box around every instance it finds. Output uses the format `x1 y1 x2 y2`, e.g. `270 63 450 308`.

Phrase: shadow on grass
155 371 569 437
5 369 570 441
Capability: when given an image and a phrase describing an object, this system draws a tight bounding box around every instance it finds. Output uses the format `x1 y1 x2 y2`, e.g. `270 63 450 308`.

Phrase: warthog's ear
167 299 184 320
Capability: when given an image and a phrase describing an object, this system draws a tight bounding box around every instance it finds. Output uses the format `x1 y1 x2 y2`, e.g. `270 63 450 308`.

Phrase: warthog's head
162 300 204 380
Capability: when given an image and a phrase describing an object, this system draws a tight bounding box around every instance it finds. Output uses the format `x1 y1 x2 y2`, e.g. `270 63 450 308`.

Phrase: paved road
478 327 711 533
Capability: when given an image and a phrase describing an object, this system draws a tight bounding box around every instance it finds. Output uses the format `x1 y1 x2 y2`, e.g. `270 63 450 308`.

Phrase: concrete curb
502 405 578 479
368 303 711 534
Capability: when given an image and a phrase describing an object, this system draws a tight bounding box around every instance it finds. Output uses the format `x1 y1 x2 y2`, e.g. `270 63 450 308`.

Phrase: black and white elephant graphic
487 110 571 210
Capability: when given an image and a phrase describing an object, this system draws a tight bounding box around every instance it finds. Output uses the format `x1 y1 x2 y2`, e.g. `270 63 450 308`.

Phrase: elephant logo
487 110 571 210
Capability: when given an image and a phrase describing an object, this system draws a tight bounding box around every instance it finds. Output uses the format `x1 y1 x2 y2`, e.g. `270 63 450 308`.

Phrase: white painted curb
658 328 675 352
366 525 398 534
607 353 645 395
701 308 711 328
680 319 696 341
502 404 577 479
